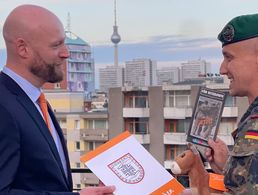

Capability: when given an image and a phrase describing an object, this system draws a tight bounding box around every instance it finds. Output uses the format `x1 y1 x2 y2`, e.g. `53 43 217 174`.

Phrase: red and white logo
108 153 145 184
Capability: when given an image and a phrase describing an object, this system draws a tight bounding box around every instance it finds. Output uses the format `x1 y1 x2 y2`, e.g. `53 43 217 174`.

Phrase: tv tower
111 0 121 67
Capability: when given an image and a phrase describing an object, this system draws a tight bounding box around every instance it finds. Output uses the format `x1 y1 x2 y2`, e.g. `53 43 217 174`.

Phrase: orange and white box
81 131 185 195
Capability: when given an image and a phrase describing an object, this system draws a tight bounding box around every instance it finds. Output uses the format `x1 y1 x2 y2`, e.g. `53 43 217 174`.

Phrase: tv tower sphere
111 26 121 44
111 0 121 44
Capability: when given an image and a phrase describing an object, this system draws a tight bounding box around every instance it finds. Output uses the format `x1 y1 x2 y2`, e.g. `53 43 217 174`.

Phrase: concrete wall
108 87 124 139
148 86 164 164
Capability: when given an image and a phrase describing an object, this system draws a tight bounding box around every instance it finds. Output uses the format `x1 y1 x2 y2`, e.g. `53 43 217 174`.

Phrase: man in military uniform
205 14 258 194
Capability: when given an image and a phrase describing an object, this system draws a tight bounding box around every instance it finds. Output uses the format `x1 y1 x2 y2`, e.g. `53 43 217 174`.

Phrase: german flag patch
251 115 258 119
245 130 258 140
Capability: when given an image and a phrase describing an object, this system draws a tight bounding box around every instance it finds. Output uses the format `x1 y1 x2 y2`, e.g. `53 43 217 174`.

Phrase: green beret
218 14 258 47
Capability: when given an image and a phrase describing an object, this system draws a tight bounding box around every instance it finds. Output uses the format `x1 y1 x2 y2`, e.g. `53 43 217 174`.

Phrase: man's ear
16 38 29 58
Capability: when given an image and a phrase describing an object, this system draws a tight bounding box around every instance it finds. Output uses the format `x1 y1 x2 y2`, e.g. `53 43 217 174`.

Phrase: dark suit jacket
0 72 78 195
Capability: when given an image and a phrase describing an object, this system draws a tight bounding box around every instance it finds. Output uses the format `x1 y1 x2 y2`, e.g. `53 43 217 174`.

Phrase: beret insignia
222 24 234 42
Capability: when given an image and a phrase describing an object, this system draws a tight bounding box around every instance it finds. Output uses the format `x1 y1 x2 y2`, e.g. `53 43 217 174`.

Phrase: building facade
43 31 95 95
181 60 211 81
99 65 124 93
125 58 157 87
157 67 180 85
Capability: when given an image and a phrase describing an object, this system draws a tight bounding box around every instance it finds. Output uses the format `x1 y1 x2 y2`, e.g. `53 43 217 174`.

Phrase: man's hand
80 186 115 195
205 138 229 174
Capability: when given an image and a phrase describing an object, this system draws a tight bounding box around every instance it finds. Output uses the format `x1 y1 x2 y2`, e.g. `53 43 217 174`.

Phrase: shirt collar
2 66 41 103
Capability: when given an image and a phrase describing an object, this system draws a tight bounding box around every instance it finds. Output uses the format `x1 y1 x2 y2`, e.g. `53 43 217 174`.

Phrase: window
177 119 191 133
75 141 80 150
76 162 80 168
164 90 190 107
89 142 96 151
224 93 236 107
124 91 148 108
58 119 66 128
175 96 189 107
165 120 176 132
166 145 187 160
76 184 81 189
75 120 80 130
165 119 190 133
134 97 146 108
125 118 149 134
95 119 107 129
54 83 61 89
88 120 94 129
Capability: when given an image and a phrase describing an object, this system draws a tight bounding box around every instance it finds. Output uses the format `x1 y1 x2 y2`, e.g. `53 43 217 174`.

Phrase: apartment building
125 58 157 87
157 67 180 85
181 59 211 81
108 81 248 184
99 65 124 93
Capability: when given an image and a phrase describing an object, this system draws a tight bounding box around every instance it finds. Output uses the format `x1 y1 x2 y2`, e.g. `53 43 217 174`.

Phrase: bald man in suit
0 4 115 195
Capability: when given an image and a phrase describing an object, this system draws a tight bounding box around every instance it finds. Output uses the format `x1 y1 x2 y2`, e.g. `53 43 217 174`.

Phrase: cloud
93 35 222 65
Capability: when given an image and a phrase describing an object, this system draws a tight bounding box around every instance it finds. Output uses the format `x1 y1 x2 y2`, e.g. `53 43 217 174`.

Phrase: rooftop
65 31 89 46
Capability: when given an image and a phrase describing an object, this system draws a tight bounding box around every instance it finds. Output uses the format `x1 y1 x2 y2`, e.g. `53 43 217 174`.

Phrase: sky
0 0 258 86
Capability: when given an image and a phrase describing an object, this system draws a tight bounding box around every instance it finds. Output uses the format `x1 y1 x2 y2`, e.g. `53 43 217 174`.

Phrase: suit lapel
48 106 73 190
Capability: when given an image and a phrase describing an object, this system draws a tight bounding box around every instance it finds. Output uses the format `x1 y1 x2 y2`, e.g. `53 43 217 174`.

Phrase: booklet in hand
81 131 185 195
186 87 226 147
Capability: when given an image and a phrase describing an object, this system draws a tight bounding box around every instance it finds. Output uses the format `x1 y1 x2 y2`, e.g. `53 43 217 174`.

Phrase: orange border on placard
149 178 185 195
80 131 131 163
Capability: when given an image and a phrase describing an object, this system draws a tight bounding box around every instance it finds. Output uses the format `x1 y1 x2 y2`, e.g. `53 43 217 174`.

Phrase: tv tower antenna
111 0 121 67
66 12 71 32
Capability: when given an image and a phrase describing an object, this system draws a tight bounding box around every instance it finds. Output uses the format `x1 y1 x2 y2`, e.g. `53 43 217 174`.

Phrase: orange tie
38 93 52 132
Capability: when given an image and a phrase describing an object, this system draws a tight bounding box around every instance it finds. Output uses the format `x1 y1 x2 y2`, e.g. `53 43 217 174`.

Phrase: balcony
68 58 92 64
133 134 150 144
68 68 93 73
164 132 233 146
222 107 238 117
123 108 149 118
80 129 108 141
164 107 192 119
163 132 187 145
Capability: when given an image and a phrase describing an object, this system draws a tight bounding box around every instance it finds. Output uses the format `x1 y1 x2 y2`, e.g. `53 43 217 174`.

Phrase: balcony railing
164 132 187 145
123 107 149 117
164 107 192 119
222 107 238 117
133 134 150 144
80 129 108 141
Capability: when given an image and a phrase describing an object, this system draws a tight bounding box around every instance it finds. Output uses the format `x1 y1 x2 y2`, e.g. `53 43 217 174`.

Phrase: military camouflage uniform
223 97 258 195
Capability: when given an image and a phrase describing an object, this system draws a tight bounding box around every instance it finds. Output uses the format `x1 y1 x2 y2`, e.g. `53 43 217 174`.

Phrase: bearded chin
30 62 63 84
47 66 63 83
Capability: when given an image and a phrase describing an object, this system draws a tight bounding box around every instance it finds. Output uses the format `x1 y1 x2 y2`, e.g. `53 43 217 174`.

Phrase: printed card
81 131 185 195
186 87 226 147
